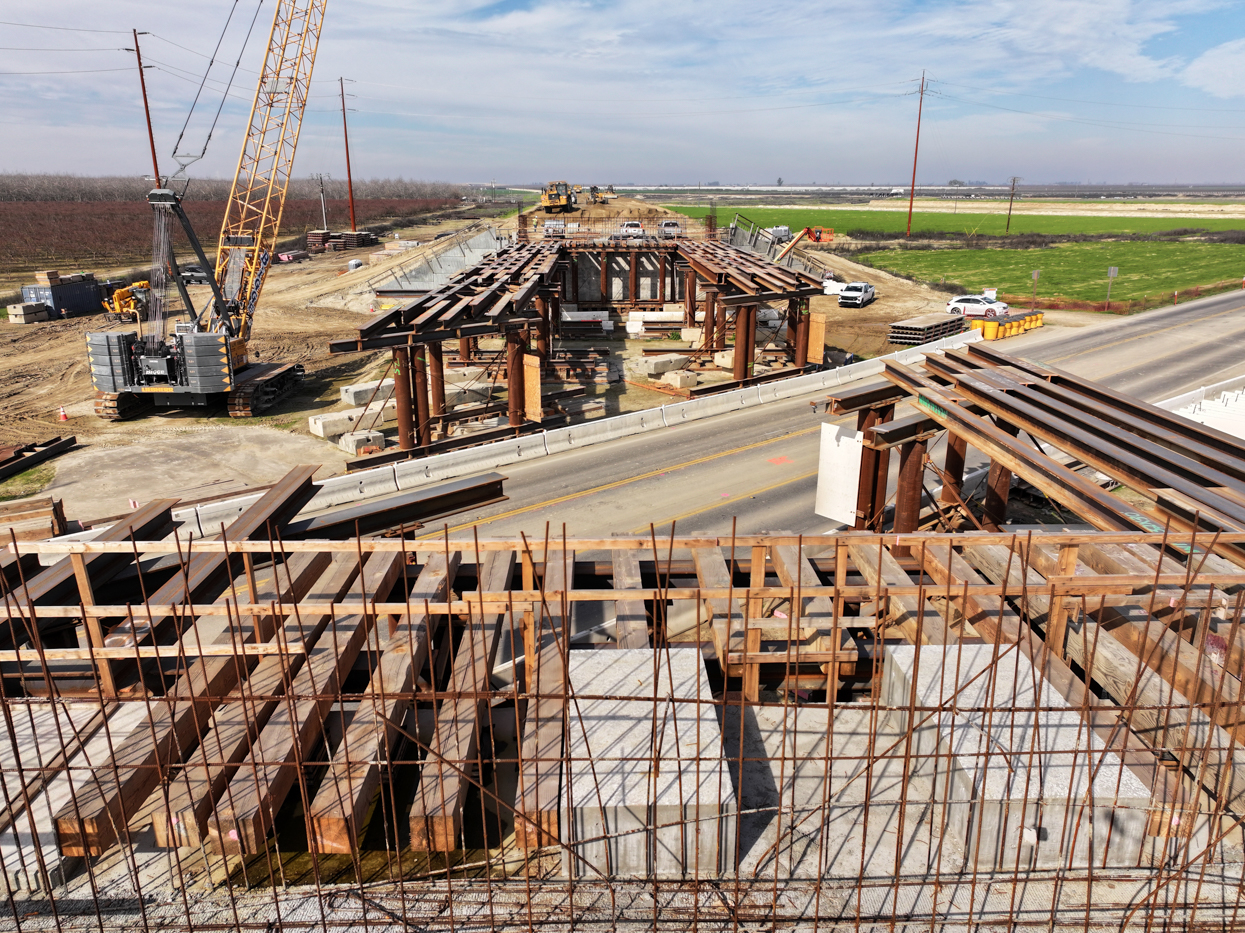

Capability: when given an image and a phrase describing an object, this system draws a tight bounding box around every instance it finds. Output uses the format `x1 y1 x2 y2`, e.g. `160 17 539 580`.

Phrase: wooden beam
306 552 460 855
516 549 571 849
152 553 362 848
845 539 950 644
410 550 514 852
611 550 649 649
54 551 332 857
207 549 405 854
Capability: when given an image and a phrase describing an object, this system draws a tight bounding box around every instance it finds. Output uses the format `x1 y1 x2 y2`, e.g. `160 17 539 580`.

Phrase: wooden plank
691 548 741 666
611 550 648 649
515 549 571 849
770 538 848 695
306 552 461 854
207 549 405 854
410 550 515 851
53 552 331 857
152 553 361 849
845 539 950 645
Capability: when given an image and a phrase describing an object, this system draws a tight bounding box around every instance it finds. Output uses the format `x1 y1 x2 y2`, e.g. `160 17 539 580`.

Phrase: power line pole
315 173 330 230
340 77 357 232
1005 176 1022 233
131 30 161 187
906 71 926 239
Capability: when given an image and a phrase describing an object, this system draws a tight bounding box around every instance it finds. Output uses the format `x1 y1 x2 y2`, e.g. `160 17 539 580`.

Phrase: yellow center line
628 469 819 534
417 423 828 539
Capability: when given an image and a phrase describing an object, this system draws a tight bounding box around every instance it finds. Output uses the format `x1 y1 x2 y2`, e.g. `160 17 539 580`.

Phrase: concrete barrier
424 435 548 481
305 466 400 510
191 494 266 537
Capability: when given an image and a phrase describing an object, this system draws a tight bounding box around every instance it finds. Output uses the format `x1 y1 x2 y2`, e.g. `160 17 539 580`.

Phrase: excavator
88 0 327 420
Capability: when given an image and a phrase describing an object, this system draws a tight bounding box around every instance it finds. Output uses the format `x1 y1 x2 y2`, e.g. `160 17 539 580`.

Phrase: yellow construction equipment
88 0 328 421
540 180 573 213
101 281 151 323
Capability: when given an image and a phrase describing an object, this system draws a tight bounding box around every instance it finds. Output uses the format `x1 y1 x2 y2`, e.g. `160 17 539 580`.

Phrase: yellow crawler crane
89 0 328 421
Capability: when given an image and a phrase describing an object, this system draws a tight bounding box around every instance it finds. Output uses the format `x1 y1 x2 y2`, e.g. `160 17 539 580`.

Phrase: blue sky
1 0 1243 185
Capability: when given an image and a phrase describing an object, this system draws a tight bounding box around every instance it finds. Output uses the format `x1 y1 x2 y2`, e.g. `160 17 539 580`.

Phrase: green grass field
666 205 1245 237
861 241 1245 302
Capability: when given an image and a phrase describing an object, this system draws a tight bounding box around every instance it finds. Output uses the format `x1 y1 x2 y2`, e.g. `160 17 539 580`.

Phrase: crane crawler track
93 392 154 422
226 363 305 418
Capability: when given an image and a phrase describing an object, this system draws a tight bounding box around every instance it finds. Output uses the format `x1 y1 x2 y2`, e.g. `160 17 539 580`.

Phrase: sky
1 0 1244 187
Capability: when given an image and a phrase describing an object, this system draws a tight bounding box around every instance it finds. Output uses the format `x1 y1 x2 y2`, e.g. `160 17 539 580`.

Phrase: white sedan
947 294 1009 317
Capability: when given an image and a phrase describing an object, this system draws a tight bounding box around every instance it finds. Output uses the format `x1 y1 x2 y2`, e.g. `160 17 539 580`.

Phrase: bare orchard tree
0 173 463 202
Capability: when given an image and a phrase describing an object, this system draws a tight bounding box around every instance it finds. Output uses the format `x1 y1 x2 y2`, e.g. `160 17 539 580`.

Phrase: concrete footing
882 644 1151 871
561 648 736 879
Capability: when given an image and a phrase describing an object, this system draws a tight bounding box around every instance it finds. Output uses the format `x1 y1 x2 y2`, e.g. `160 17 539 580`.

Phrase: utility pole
340 78 356 232
906 71 926 238
1005 176 1022 233
315 173 330 230
131 30 161 187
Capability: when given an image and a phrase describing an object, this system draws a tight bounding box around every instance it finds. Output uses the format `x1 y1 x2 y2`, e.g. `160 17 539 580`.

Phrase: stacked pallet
306 230 331 248
340 230 377 249
33 270 59 286
888 312 965 345
6 303 49 324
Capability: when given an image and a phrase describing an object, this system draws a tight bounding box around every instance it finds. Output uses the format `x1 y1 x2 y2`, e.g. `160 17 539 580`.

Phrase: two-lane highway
419 290 1245 541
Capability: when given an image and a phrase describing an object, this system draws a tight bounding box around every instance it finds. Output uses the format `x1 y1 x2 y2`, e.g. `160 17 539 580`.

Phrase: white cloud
1183 36 1245 97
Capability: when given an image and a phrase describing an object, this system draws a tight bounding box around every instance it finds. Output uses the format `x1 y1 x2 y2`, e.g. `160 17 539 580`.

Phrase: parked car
658 219 682 238
837 282 876 307
179 264 211 286
946 294 1009 317
612 220 646 241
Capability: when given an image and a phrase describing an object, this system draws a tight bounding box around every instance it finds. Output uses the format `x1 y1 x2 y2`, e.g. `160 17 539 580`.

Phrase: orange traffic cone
58 406 68 422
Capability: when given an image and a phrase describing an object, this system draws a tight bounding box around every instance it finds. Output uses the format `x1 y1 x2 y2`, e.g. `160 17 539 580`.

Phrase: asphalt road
422 290 1245 543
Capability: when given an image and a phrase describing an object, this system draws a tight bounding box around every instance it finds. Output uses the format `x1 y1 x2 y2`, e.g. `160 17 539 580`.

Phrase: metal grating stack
340 230 377 249
888 312 965 345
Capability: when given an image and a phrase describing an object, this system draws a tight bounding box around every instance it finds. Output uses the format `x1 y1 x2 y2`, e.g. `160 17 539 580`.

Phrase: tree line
0 174 463 202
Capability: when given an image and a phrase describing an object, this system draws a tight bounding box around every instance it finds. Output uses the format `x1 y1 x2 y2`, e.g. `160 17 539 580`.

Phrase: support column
570 254 579 304
550 290 561 340
892 438 927 558
795 299 810 368
702 288 717 352
599 250 608 302
658 253 666 303
683 269 697 326
854 404 895 530
629 251 638 305
743 303 758 376
982 423 1019 530
507 330 525 428
732 306 748 381
715 301 727 351
535 295 550 364
785 299 799 363
428 342 446 418
458 335 471 363
393 347 415 451
939 433 968 506
412 346 431 448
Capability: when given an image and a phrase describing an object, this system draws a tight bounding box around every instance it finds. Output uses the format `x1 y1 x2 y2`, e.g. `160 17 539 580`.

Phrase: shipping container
21 280 103 317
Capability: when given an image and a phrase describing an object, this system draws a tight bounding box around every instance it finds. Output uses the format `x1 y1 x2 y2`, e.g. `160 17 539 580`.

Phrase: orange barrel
1024 315 1034 330
983 320 999 340
970 318 983 331
1037 312 1044 326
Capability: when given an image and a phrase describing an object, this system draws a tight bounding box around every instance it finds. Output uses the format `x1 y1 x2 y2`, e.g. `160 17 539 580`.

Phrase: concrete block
713 350 735 369
635 353 690 377
679 327 703 344
308 398 397 439
561 649 736 879
444 366 488 387
882 644 1151 871
337 430 386 455
7 303 48 324
339 378 395 406
662 369 697 389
